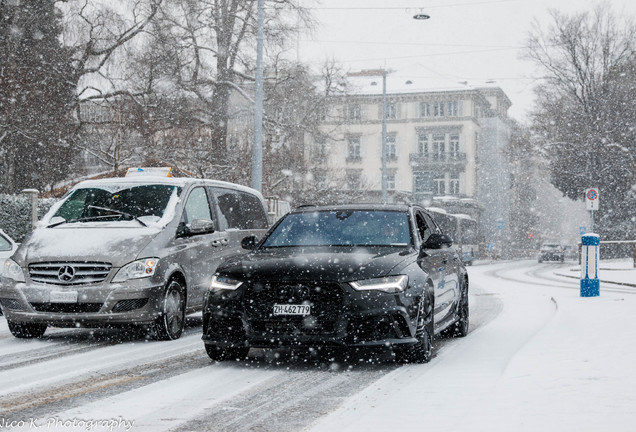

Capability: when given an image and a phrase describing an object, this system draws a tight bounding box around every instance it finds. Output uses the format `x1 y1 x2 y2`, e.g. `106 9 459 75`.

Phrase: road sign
585 188 599 211
497 220 504 230
579 226 586 235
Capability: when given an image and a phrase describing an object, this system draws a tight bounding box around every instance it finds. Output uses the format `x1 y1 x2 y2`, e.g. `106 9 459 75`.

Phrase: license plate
273 304 311 316
50 291 78 303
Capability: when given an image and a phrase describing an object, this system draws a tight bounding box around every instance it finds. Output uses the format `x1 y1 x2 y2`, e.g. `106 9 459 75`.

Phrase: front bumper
202 281 420 349
0 278 164 327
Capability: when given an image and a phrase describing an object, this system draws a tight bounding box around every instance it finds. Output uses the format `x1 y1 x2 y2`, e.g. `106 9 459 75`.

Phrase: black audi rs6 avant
202 204 469 363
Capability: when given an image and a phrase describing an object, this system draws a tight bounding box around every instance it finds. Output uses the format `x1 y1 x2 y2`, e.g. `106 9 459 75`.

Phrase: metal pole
381 69 387 204
252 0 264 193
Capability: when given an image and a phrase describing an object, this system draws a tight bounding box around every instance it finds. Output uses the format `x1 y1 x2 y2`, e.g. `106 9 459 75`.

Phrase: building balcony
409 152 467 169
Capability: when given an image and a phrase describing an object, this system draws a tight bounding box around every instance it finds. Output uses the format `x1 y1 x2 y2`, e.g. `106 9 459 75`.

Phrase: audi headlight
350 275 408 293
210 274 243 291
2 259 25 282
112 258 159 282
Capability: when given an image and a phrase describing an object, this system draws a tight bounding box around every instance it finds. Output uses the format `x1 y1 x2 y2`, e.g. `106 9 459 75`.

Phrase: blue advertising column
580 234 600 297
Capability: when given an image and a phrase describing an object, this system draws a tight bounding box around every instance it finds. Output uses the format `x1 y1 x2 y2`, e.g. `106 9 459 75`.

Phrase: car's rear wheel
395 291 433 364
205 344 250 362
8 320 47 338
442 277 469 338
153 279 186 341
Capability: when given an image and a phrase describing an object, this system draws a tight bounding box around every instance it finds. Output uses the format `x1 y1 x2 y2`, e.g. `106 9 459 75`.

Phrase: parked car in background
0 173 268 340
538 242 564 263
202 204 469 364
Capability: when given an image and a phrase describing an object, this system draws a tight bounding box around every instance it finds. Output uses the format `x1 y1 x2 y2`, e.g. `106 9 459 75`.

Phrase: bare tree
134 0 312 179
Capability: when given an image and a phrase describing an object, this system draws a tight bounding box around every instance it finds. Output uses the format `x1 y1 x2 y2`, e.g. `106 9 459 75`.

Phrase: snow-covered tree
0 0 75 193
525 6 636 239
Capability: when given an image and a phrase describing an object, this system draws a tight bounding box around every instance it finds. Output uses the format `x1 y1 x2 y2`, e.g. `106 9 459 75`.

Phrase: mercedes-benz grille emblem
58 265 76 282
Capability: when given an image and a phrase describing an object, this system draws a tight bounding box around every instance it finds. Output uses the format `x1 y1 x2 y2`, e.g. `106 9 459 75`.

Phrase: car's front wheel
395 291 433 364
8 320 47 338
205 344 250 362
153 279 186 341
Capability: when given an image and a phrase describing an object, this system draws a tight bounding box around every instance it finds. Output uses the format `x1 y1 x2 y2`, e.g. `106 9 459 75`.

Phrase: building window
417 134 429 156
385 134 397 160
346 170 362 191
433 102 444 117
347 136 361 161
419 102 430 117
434 174 446 195
385 102 397 119
347 104 361 121
432 134 445 160
449 174 460 194
449 134 460 159
387 173 396 190
447 101 458 117
414 172 433 193
313 138 327 160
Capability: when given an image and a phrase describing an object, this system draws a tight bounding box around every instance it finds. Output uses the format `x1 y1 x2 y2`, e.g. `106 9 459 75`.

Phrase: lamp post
381 69 388 204
252 0 264 193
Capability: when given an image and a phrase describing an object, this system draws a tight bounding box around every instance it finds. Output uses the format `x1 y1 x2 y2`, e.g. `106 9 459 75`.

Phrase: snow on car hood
219 246 416 282
14 224 160 267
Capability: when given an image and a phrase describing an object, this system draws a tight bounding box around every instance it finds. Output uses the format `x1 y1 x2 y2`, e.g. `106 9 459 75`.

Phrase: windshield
52 184 182 224
262 210 412 248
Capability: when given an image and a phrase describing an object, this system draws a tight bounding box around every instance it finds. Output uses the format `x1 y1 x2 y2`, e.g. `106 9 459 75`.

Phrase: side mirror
185 219 215 236
422 233 453 250
241 235 259 250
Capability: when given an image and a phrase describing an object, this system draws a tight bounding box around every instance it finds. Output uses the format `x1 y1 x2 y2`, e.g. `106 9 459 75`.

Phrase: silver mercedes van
0 175 268 340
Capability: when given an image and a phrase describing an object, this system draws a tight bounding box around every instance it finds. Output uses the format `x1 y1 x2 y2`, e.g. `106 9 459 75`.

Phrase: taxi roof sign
125 167 173 177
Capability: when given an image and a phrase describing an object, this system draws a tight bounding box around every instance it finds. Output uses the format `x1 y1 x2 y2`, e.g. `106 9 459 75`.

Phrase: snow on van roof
73 176 265 199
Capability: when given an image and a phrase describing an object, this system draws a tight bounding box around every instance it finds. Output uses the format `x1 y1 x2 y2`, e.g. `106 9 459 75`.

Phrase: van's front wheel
153 279 186 341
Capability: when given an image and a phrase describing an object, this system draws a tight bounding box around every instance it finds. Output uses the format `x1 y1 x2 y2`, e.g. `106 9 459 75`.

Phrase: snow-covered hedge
0 194 56 242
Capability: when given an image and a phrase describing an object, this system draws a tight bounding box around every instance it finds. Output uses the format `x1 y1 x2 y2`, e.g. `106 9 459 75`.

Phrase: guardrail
578 240 636 268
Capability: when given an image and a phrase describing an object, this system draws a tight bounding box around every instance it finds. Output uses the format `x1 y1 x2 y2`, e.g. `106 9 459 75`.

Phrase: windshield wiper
47 218 70 228
87 205 148 227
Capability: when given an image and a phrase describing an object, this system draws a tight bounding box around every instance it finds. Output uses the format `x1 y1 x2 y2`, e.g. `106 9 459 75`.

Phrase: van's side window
240 192 268 229
214 188 243 229
184 187 213 222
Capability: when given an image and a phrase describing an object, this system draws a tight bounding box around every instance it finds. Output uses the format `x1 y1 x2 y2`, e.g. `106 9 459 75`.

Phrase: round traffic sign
586 189 598 200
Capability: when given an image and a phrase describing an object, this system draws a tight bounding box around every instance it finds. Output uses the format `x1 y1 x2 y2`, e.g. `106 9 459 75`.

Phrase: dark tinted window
212 188 267 230
240 192 268 229
214 188 243 229
262 210 411 247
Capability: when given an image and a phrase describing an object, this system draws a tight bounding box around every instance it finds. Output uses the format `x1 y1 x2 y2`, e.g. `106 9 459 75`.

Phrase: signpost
585 188 599 232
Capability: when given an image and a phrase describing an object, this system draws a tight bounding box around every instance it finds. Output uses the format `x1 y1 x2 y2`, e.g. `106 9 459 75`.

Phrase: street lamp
252 0 265 193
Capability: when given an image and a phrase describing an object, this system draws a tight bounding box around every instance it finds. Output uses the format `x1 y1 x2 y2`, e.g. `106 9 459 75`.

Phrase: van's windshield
51 184 181 225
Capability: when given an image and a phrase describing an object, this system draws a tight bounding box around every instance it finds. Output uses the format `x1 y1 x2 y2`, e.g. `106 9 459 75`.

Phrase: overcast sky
297 0 636 122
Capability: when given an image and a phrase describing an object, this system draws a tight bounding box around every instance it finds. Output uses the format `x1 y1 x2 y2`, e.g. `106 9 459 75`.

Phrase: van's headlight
2 259 25 282
112 258 159 282
210 274 243 291
349 275 408 293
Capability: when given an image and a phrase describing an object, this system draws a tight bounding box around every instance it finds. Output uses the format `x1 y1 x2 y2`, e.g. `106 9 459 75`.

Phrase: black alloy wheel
443 277 469 338
153 279 186 341
396 289 434 364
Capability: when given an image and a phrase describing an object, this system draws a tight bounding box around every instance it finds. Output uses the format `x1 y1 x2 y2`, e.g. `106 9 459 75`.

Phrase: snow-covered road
1 260 634 432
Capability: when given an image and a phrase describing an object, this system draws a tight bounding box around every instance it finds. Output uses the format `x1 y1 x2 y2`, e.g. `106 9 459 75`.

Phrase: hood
219 246 415 283
14 224 160 267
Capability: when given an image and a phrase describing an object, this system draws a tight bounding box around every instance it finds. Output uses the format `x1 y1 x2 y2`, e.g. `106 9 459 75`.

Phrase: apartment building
312 71 512 227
